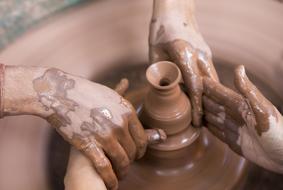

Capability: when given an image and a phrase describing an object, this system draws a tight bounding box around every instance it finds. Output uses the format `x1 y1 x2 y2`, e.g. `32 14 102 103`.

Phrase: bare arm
150 0 209 54
1 64 166 190
65 148 107 190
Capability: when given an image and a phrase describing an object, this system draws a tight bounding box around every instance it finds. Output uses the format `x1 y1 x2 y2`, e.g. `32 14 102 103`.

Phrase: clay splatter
33 68 78 126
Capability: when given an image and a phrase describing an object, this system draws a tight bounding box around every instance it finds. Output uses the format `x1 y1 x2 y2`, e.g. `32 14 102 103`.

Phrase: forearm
64 147 107 190
150 0 211 55
3 65 54 118
152 0 196 26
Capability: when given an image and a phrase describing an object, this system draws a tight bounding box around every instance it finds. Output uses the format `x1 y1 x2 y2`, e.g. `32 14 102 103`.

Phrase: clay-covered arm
0 64 166 190
150 0 219 127
151 0 205 51
152 0 195 21
4 65 54 117
203 65 283 173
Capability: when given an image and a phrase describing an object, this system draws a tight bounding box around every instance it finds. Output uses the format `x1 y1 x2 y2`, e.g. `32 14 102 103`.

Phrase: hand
203 65 283 173
3 65 165 190
32 69 165 189
149 0 219 127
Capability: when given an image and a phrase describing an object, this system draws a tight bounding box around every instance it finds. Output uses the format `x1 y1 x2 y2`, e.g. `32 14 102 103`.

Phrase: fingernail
235 65 249 90
114 78 129 96
146 129 167 145
235 65 247 80
156 129 167 141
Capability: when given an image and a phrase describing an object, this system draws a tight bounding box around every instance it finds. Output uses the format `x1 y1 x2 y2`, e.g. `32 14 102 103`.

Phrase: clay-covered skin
203 65 283 173
149 0 219 127
2 65 157 190
64 78 167 190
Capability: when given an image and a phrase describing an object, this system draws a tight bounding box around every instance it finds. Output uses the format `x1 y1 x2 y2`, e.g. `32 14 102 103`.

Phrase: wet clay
118 61 248 190
234 66 278 135
149 0 219 127
140 61 199 153
33 68 78 127
203 65 283 174
63 78 167 190
3 65 164 190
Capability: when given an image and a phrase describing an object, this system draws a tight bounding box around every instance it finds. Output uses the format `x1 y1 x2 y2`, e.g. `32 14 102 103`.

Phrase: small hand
32 69 164 190
149 12 219 127
203 65 283 173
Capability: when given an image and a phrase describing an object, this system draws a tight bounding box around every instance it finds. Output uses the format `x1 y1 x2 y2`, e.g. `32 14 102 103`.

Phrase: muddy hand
115 78 166 145
2 65 165 190
54 77 165 190
149 0 219 127
203 65 283 173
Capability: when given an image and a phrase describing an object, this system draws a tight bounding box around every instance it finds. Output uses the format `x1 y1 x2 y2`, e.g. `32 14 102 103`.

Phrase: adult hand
33 69 151 189
203 65 283 173
3 66 165 190
149 0 219 127
63 78 165 190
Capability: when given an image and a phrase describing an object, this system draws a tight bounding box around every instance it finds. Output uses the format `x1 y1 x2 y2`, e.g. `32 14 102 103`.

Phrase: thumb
145 129 167 145
234 65 277 135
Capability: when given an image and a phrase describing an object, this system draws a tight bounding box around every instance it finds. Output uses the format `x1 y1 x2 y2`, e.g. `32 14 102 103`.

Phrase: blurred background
0 0 283 190
0 0 82 49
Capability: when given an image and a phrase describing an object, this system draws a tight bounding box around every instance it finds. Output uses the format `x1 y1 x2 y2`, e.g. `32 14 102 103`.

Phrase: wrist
3 65 54 118
152 0 195 21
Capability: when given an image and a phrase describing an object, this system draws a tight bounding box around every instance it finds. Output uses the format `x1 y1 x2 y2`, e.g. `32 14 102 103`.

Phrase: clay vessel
140 61 199 153
118 61 248 190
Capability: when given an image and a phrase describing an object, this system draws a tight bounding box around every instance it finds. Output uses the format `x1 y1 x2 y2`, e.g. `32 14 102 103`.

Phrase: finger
207 123 242 155
188 78 203 127
116 126 137 162
203 95 245 125
165 40 203 127
145 128 167 145
203 96 225 114
206 123 226 142
114 78 129 96
180 61 203 127
224 116 241 134
203 77 246 116
149 45 170 63
203 96 242 131
102 138 130 179
128 113 148 159
80 142 118 190
197 51 219 82
204 111 225 130
234 65 277 134
204 107 241 133
223 130 243 156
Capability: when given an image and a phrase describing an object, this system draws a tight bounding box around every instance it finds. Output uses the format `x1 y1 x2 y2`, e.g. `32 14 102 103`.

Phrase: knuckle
95 158 112 172
120 157 130 168
100 129 115 139
79 140 95 153
137 139 147 155
128 146 137 161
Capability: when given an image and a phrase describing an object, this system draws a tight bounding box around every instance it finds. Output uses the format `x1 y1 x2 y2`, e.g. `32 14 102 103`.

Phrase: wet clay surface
141 61 193 136
48 62 283 190
117 64 247 190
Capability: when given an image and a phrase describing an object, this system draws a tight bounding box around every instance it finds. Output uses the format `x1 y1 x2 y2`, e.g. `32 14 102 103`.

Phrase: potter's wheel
49 63 283 190
0 0 283 190
105 64 248 190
